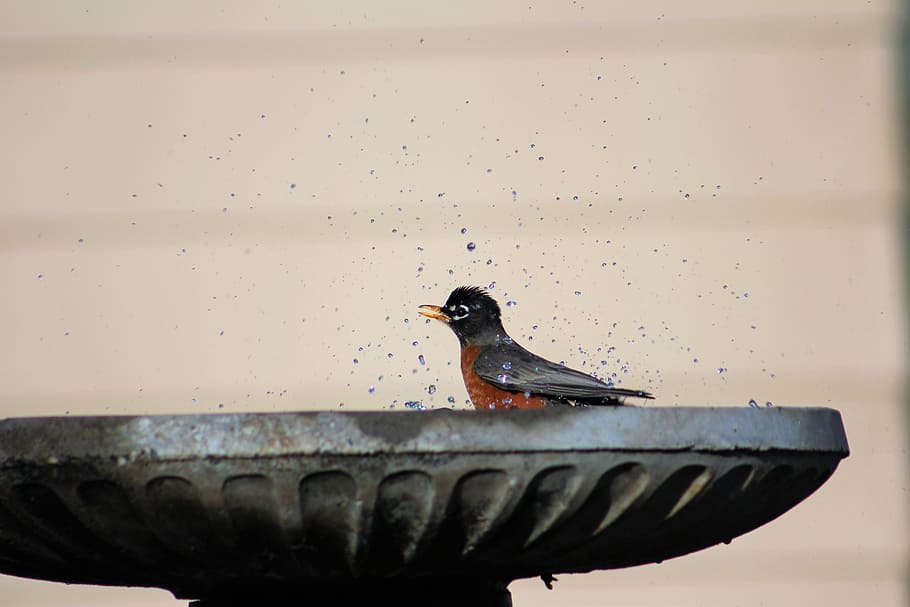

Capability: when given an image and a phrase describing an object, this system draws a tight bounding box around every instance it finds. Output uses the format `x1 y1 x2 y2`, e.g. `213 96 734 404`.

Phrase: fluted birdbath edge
0 407 849 606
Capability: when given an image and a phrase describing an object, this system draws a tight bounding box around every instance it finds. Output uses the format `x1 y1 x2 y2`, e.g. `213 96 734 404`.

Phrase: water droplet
531 325 538 331
466 242 477 251
748 399 759 408
765 401 774 408
447 395 456 403
506 300 517 307
574 290 582 296
36 274 43 279
427 384 437 395
497 373 509 383
717 367 727 374
405 400 426 410
501 336 513 345
369 385 376 394
387 352 394 358
418 354 426 366
502 361 512 370
353 358 359 365
460 227 468 234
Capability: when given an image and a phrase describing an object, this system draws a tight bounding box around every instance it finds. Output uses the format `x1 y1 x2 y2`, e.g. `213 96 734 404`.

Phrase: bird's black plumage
438 286 506 346
444 286 501 316
423 286 654 406
473 338 652 405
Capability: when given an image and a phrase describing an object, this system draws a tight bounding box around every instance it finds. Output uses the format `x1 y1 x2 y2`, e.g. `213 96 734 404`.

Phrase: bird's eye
451 304 470 320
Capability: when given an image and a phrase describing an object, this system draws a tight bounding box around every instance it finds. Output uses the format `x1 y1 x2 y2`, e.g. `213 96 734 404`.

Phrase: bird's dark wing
473 341 653 404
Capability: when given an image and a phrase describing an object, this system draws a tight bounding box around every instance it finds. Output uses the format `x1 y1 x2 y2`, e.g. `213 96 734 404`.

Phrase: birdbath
0 406 848 606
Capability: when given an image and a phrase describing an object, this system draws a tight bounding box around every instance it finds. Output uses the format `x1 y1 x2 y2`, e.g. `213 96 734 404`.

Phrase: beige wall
1 2 906 606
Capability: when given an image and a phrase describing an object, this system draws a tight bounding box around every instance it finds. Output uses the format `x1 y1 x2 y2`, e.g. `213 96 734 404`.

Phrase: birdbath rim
0 406 849 462
0 405 849 606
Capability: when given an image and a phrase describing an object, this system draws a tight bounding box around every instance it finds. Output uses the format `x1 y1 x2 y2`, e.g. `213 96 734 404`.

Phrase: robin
418 286 654 410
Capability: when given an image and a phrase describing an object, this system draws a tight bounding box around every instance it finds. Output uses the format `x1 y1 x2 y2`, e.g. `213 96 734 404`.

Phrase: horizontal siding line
0 369 901 414
0 14 894 70
544 551 908 585
0 191 898 251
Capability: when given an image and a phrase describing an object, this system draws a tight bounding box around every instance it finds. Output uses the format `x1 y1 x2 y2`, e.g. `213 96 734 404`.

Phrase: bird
418 286 654 410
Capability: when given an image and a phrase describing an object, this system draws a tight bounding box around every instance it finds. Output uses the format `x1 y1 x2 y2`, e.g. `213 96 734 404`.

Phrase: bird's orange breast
460 345 548 410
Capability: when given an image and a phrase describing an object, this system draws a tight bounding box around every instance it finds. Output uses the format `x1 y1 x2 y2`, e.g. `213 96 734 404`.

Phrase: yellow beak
418 304 450 323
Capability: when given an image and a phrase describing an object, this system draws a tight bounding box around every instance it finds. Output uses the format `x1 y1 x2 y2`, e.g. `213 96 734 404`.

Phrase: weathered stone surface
0 407 848 602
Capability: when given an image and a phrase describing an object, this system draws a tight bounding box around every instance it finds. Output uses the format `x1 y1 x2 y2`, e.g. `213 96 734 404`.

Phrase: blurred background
1 1 906 605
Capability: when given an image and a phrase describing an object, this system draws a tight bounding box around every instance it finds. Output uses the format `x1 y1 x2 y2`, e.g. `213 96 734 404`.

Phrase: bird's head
419 286 505 345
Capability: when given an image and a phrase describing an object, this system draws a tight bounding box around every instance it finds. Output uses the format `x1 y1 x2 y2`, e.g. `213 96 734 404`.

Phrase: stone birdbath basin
0 406 848 606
